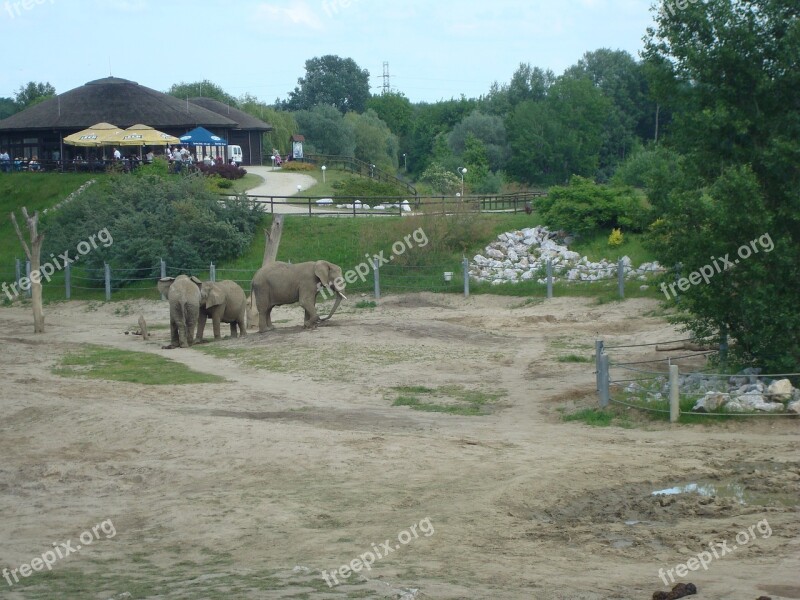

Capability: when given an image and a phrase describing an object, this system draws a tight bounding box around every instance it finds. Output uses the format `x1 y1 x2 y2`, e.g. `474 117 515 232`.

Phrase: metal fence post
372 257 380 300
15 258 21 288
210 262 216 282
104 263 111 301
25 260 31 298
595 339 604 391
546 259 553 299
599 353 610 408
669 363 680 423
617 258 625 298
65 261 71 300
160 258 167 300
463 257 470 298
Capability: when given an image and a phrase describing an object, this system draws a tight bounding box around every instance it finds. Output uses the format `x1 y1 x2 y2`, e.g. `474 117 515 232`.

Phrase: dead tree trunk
248 215 285 329
262 214 284 267
11 207 45 333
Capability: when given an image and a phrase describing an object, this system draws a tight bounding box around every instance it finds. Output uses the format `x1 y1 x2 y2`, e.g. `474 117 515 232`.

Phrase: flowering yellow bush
608 228 624 247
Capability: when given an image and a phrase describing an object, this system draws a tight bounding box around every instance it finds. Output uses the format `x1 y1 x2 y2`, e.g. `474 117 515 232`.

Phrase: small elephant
250 260 347 331
196 279 247 342
157 275 201 349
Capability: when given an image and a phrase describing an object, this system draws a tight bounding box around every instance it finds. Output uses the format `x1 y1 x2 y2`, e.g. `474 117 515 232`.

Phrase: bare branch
10 212 32 261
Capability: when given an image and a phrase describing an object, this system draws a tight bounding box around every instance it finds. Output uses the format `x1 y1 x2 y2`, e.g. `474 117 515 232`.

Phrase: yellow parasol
63 122 122 146
108 124 180 146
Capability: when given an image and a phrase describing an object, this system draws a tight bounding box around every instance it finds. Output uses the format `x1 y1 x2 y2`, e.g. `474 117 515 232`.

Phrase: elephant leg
196 311 208 343
238 308 247 337
212 309 222 340
303 306 319 329
169 319 179 348
229 322 238 338
174 304 189 348
259 305 275 332
186 304 198 347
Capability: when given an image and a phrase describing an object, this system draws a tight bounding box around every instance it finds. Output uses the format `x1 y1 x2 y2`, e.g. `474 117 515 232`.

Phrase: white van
227 145 243 166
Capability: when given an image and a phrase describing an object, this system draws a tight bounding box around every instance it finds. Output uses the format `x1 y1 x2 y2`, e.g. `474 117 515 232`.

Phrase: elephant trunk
319 289 346 322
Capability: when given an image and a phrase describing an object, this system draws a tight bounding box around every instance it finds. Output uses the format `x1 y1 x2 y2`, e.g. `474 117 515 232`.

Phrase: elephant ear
314 261 331 285
189 275 202 287
157 277 175 296
206 285 226 308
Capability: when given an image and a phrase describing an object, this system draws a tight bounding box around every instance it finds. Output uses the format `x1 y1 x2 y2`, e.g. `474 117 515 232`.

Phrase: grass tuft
54 344 225 385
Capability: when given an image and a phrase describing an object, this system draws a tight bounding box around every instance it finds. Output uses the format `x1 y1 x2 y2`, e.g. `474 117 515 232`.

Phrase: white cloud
254 2 324 31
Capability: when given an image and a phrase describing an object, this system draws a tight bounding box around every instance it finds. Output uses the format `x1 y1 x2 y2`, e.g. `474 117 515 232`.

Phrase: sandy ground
0 294 797 599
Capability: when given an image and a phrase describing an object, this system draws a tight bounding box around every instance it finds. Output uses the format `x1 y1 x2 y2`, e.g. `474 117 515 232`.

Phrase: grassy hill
0 173 659 303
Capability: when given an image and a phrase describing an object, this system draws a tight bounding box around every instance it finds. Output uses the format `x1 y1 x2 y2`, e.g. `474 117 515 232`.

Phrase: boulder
767 379 794 402
692 392 729 413
787 400 800 415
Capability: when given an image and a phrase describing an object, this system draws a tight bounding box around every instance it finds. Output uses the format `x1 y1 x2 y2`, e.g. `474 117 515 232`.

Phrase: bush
42 172 263 284
536 176 649 236
280 161 315 172
608 228 624 247
332 176 406 199
196 162 247 180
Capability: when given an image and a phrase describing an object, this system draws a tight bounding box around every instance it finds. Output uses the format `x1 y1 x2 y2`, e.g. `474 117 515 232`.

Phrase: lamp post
403 153 407 171
270 155 275 171
297 184 302 194
458 167 467 197
321 165 327 183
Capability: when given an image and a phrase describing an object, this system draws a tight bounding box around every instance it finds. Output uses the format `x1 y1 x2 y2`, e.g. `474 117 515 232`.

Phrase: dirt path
244 166 324 214
0 295 797 599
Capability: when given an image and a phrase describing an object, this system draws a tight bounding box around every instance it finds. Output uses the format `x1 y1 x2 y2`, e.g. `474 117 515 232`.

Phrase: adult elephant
196 279 247 342
250 260 347 332
157 275 201 349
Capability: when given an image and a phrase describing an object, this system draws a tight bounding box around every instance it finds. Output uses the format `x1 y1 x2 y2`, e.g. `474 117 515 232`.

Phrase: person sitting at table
145 150 155 163
28 156 40 171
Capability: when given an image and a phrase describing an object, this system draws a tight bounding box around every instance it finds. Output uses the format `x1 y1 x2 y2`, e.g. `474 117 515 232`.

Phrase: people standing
113 147 122 160
0 150 10 173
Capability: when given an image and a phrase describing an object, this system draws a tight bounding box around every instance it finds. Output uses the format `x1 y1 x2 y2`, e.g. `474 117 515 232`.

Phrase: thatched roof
0 77 238 132
189 97 272 131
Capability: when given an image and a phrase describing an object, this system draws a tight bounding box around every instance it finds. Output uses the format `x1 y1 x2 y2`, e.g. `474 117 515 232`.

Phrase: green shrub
608 228 624 247
331 176 406 205
280 161 315 172
42 173 263 284
536 176 649 236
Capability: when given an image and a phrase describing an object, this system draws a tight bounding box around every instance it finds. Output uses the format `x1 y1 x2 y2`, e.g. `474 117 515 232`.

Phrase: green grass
570 230 653 265
389 384 505 416
228 172 264 194
562 408 617 426
354 300 377 308
0 172 98 266
556 354 593 363
54 344 225 384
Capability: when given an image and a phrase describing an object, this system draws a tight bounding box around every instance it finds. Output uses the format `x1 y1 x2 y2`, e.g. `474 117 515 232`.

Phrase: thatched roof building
0 77 272 165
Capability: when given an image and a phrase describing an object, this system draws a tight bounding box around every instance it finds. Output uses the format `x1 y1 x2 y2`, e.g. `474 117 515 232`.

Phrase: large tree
285 55 370 114
293 104 355 157
167 80 238 106
14 81 55 110
643 0 800 371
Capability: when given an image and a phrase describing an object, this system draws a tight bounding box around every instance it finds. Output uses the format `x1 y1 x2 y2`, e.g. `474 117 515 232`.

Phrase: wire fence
594 337 799 420
3 252 675 304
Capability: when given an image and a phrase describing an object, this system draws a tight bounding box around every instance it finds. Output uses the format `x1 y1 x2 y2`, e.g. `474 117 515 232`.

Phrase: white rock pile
626 372 800 415
331 199 411 212
470 226 662 285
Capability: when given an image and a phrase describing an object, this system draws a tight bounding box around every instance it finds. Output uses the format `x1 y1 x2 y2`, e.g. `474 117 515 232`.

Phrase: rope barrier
604 338 696 349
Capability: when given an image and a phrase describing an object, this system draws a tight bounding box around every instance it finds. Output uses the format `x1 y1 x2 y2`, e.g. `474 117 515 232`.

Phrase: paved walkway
244 166 324 214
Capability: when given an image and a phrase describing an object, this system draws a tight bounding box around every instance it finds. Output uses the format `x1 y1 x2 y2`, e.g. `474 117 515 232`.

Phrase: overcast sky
0 0 657 104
